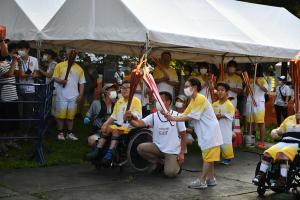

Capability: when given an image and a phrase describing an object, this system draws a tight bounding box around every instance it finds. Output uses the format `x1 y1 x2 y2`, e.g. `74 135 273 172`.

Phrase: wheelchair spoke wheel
257 186 266 196
127 129 152 171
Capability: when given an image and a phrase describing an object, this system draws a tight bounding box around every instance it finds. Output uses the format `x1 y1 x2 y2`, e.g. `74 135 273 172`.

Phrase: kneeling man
126 92 187 178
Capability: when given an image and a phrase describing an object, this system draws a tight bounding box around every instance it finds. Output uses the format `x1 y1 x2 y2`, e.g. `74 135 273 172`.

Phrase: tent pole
36 40 42 61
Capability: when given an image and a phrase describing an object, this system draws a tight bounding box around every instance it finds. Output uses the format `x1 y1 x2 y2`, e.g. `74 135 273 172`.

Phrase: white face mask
18 50 26 57
109 91 117 100
175 101 184 108
199 68 207 75
184 87 193 97
155 101 163 112
42 54 48 61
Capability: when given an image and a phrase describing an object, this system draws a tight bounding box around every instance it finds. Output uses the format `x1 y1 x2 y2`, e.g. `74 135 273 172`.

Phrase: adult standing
164 78 223 189
222 60 243 108
274 76 290 126
53 49 86 141
114 65 125 86
153 51 179 98
17 40 40 136
39 49 57 83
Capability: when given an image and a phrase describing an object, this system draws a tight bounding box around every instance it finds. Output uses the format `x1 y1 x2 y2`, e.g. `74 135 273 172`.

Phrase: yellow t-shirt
212 100 235 144
182 93 223 150
53 61 86 100
222 73 242 100
153 66 178 97
111 96 142 126
280 115 298 133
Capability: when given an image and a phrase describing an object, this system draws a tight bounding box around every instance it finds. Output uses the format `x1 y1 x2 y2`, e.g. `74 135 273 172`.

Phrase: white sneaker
207 177 217 186
188 179 207 189
66 133 78 141
57 133 65 140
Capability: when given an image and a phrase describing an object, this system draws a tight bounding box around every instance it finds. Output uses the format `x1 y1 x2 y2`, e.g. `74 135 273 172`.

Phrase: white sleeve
33 57 39 70
177 121 186 132
142 114 154 127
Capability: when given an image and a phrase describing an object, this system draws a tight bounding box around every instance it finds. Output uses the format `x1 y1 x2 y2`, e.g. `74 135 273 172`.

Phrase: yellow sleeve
153 66 161 79
52 63 60 78
235 75 243 87
226 101 235 117
111 100 120 120
130 97 142 119
183 95 207 119
258 78 268 88
279 115 294 133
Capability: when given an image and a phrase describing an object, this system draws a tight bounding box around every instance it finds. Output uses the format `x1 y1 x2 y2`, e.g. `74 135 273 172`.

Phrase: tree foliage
239 0 300 18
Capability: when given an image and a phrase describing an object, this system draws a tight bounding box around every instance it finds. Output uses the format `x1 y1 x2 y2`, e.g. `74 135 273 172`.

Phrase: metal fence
0 80 54 164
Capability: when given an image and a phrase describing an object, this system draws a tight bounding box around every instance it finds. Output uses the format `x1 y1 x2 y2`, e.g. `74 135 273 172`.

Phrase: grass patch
0 117 277 169
0 117 91 169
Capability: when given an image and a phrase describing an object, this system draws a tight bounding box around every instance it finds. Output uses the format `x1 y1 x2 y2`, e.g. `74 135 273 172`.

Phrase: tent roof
0 0 40 40
4 0 300 63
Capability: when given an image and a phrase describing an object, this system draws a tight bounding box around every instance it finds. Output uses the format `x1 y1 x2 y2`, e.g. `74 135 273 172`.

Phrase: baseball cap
101 83 117 93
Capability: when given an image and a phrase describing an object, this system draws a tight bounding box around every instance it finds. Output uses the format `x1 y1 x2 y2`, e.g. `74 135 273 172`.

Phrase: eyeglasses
121 86 130 90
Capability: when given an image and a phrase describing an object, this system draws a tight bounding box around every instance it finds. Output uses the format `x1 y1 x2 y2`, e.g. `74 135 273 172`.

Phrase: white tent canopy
2 0 300 63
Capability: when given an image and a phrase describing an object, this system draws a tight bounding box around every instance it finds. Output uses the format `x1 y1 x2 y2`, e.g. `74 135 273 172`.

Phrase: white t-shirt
142 110 186 154
53 61 86 101
19 56 39 93
246 77 268 103
182 94 223 150
274 84 290 106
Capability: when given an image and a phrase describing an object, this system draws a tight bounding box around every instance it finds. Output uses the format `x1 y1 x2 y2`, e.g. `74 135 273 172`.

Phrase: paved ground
0 150 298 200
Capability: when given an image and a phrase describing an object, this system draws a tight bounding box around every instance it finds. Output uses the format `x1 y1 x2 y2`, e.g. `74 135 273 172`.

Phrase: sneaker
66 133 78 141
103 149 113 161
188 179 208 189
257 142 265 149
207 177 217 186
220 159 231 165
252 171 266 186
57 132 65 140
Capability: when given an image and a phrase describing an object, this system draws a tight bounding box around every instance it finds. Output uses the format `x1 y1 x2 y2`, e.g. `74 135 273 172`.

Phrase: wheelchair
91 127 153 172
254 150 300 199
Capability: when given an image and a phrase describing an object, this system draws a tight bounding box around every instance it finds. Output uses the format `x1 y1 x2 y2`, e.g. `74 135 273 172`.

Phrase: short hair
217 82 230 91
227 60 237 68
17 40 30 49
159 91 173 103
197 62 209 69
8 42 18 52
187 78 201 92
44 49 57 59
122 80 131 85
161 51 171 58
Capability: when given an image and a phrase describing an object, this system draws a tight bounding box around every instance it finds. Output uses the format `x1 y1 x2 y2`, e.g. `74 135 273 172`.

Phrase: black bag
264 93 270 102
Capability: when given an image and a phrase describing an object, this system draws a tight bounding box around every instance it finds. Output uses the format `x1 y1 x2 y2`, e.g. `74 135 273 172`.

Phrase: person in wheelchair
84 83 117 160
126 91 187 178
87 80 142 163
253 112 300 189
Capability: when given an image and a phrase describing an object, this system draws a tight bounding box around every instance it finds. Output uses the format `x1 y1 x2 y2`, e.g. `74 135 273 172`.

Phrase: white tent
0 0 64 40
40 0 300 63
0 0 40 40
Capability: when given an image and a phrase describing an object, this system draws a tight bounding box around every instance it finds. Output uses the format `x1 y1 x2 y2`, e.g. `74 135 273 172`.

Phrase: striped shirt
0 61 18 101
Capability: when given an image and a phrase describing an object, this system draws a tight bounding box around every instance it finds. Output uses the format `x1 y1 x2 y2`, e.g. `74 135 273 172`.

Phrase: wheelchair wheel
257 186 266 196
127 128 152 171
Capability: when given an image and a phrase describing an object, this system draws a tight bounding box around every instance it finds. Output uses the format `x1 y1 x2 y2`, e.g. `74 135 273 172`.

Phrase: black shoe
252 171 266 186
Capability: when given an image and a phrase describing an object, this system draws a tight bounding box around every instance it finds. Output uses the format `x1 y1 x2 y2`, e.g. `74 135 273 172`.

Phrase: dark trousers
0 101 19 133
274 105 288 126
18 93 36 135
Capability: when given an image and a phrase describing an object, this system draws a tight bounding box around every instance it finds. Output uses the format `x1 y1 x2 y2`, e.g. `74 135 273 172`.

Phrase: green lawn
0 117 91 169
0 118 277 169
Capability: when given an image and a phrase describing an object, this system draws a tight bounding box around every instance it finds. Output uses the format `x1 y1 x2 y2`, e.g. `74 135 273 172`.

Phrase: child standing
212 83 235 165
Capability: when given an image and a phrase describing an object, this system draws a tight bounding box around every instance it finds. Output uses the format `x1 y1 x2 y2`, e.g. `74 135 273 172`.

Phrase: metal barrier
0 80 54 164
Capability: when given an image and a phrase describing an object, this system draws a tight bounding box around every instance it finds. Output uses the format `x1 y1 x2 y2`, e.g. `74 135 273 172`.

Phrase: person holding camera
17 40 39 136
